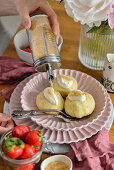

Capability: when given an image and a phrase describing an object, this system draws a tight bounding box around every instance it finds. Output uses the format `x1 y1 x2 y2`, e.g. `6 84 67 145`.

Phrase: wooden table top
0 1 114 169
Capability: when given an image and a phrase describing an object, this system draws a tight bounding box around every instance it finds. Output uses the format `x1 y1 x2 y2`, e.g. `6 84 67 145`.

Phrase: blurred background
0 16 20 55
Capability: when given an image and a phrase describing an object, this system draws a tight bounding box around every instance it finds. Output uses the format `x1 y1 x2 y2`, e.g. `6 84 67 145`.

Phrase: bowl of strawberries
14 29 63 64
0 124 43 170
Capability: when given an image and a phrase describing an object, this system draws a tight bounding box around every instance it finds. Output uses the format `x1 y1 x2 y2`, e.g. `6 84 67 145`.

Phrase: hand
0 113 14 136
0 0 59 43
14 0 59 40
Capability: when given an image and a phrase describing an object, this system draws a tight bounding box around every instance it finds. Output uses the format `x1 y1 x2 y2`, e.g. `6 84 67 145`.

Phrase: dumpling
53 74 77 97
64 90 95 118
36 87 64 113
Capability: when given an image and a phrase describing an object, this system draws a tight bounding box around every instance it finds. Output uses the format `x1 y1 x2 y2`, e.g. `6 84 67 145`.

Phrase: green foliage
86 20 112 35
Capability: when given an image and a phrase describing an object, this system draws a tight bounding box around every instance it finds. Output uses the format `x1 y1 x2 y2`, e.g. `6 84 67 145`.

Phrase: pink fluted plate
10 90 111 143
20 69 106 131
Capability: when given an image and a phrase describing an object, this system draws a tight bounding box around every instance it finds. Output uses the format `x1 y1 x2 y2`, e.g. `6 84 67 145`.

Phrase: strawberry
26 45 30 49
3 137 25 159
20 144 36 159
24 45 31 53
12 125 30 140
14 163 35 170
25 130 43 151
34 140 41 152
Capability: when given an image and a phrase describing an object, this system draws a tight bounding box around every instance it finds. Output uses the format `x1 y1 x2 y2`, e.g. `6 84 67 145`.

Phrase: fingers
19 9 31 29
40 2 60 43
0 121 7 127
50 13 60 44
0 113 14 136
6 119 14 129
54 20 60 44
14 0 59 41
13 0 60 41
0 126 9 136
0 120 14 136
13 0 31 29
0 113 12 122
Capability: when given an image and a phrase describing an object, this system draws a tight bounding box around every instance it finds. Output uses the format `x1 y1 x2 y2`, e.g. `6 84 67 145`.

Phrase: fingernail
56 36 59 44
24 20 29 29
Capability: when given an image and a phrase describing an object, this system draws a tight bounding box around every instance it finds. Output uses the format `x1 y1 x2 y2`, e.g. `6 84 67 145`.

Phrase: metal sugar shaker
26 14 62 83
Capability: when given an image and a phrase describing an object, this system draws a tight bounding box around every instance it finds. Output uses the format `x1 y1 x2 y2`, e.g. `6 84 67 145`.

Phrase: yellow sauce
45 161 70 170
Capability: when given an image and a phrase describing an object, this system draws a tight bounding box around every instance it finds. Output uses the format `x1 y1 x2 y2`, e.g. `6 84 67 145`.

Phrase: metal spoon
12 109 77 122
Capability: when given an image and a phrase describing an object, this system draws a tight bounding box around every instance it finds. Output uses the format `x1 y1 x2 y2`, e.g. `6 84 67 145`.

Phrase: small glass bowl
41 155 72 170
0 129 43 169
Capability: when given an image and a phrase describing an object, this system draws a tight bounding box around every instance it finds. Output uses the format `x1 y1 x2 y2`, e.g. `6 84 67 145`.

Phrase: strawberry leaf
28 126 30 131
4 137 25 152
39 137 44 144
38 130 42 137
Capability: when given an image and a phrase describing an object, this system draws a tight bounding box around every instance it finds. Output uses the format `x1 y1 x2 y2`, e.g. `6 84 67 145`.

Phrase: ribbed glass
78 24 114 70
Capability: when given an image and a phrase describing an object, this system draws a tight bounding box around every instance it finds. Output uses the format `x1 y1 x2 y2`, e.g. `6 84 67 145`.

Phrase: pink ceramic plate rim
20 69 107 130
11 93 111 143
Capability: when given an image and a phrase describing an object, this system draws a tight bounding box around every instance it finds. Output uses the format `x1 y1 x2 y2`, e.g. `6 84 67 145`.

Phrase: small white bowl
40 155 72 170
14 29 63 64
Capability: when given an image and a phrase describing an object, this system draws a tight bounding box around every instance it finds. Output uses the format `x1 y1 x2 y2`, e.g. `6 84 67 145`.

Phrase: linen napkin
0 56 114 170
67 127 114 170
0 56 36 102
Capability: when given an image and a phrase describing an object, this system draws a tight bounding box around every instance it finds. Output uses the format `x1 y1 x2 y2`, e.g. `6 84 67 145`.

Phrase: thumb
0 113 11 122
19 10 31 29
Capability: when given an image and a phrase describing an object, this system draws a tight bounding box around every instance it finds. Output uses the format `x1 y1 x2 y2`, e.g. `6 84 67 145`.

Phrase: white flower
64 0 113 27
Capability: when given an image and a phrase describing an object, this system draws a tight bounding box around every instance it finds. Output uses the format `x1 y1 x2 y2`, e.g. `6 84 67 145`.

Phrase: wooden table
0 1 114 169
